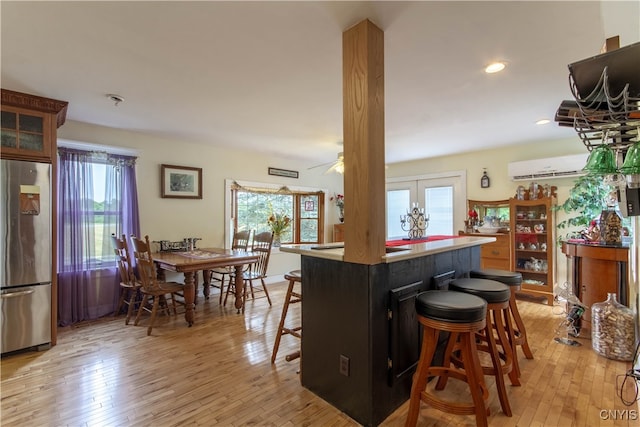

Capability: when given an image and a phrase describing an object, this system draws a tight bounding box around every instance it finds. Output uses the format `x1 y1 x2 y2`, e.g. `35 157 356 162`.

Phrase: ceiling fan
308 152 344 174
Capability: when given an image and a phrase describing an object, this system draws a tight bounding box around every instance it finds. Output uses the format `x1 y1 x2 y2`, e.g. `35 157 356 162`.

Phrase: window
57 146 140 326
58 148 140 270
231 182 324 245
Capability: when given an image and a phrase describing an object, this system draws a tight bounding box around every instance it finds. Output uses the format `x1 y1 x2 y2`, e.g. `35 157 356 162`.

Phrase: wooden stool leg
435 331 458 390
500 305 521 386
485 309 512 417
459 332 489 427
509 291 534 359
406 327 439 427
271 279 295 364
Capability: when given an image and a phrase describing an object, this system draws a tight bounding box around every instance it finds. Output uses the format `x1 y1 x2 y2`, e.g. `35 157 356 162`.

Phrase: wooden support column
342 19 386 265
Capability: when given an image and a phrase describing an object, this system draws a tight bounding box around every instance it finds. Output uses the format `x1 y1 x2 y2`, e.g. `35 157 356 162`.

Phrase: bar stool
448 278 518 417
471 269 533 378
271 270 302 364
406 290 489 427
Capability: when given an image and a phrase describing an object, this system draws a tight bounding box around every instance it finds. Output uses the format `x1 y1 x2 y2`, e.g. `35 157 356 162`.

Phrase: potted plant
267 210 291 247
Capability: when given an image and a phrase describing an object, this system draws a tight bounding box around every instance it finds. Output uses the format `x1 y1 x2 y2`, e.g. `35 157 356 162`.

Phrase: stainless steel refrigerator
1 159 52 354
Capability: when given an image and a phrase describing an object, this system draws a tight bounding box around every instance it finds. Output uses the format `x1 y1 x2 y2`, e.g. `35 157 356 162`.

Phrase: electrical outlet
340 354 350 376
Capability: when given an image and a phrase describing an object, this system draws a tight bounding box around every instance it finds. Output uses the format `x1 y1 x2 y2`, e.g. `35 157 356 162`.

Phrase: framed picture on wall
161 164 202 199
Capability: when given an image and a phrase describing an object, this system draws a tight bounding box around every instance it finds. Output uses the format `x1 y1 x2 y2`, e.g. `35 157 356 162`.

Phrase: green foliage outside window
235 190 322 244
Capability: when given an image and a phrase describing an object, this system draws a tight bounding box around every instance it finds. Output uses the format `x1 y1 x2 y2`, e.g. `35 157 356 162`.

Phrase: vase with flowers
330 193 345 222
267 210 291 247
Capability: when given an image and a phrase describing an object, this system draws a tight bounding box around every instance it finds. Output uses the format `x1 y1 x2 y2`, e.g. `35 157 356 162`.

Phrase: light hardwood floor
2 281 638 426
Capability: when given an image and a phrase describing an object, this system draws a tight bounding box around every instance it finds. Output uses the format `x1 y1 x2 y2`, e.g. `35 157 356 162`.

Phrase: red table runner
385 235 460 247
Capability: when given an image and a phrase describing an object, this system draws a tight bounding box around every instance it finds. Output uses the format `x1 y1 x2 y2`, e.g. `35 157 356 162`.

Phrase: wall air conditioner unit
508 153 589 181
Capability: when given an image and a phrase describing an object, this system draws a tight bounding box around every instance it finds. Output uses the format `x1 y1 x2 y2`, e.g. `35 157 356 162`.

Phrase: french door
386 172 466 239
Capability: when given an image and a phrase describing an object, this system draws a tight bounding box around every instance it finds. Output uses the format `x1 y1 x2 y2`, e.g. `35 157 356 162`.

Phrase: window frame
225 179 326 247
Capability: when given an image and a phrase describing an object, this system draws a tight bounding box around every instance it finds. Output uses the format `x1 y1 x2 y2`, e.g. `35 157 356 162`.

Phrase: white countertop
279 236 496 263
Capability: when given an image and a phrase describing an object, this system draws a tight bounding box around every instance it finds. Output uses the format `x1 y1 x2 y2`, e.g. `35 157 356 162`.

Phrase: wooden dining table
152 248 260 325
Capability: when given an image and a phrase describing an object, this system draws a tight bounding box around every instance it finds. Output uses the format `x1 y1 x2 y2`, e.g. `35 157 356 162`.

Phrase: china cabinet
459 200 511 270
510 197 555 305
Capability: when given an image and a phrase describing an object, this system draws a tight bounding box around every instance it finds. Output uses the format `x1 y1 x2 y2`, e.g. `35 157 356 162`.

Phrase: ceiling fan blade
324 161 342 174
308 152 344 173
307 160 335 170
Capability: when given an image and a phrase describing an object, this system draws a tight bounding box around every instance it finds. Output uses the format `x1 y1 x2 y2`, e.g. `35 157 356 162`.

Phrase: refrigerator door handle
1 289 35 298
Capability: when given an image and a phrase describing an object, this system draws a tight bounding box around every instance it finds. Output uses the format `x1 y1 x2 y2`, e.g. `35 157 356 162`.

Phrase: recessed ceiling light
485 62 506 74
536 119 551 125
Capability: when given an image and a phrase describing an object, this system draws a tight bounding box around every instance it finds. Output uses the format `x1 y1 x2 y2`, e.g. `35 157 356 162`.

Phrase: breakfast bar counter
280 235 493 426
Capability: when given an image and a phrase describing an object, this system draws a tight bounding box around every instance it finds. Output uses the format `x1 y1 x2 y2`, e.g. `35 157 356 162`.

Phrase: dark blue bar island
281 236 494 426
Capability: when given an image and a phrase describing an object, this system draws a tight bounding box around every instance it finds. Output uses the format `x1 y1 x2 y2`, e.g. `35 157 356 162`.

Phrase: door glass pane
19 114 43 133
18 133 44 151
424 186 453 235
387 189 411 239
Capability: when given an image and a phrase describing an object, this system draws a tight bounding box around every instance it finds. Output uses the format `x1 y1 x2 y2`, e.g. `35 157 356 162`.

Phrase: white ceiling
2 1 639 166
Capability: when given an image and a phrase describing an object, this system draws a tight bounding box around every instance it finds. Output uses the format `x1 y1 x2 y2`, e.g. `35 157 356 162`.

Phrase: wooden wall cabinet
1 89 68 162
510 197 555 305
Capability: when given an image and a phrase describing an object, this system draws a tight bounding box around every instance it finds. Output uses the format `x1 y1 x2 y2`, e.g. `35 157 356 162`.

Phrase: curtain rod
58 138 139 157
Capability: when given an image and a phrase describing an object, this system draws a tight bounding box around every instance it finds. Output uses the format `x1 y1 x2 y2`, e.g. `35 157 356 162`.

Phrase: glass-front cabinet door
510 197 555 305
1 106 52 161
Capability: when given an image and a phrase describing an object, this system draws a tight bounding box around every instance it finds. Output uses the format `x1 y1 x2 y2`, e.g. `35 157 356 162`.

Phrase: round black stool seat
415 290 486 324
470 269 522 287
450 278 510 304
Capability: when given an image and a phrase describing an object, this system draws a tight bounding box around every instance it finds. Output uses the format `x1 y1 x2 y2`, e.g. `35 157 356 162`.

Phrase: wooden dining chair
210 229 252 304
112 233 142 325
130 234 185 336
224 231 273 313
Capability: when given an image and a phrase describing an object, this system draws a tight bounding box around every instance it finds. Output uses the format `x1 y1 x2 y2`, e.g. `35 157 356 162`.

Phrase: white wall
58 120 344 280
